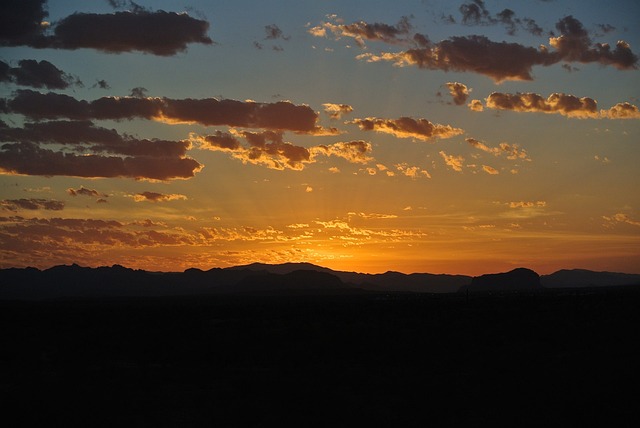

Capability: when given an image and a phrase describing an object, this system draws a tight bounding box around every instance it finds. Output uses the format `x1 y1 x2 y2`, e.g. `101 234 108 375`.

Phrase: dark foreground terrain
2 288 639 427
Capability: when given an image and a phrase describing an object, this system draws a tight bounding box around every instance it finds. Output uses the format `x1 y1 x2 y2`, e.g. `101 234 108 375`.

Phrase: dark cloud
349 117 463 141
358 15 637 81
310 141 373 164
67 186 107 198
0 59 78 89
131 192 187 202
459 0 492 26
129 86 148 98
458 1 544 36
0 120 190 158
549 16 637 69
4 90 333 134
264 24 289 41
1 198 64 212
0 1 213 56
92 79 111 89
0 0 49 47
0 142 202 180
445 82 470 105
0 120 201 180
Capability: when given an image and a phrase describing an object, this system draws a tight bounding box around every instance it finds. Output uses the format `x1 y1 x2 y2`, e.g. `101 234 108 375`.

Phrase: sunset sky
1 0 639 275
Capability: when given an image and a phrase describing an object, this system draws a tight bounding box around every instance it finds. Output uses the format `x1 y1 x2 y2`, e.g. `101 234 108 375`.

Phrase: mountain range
1 262 639 300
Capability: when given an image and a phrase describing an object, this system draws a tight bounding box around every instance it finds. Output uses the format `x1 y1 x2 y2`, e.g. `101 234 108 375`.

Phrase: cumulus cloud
131 192 187 202
355 15 637 82
309 15 412 47
310 141 373 164
445 82 471 105
264 24 289 41
395 163 431 179
322 103 353 119
601 102 640 119
468 99 484 111
349 116 463 141
0 59 79 89
1 198 64 212
194 131 372 171
458 1 544 36
0 1 213 55
439 151 464 172
466 138 530 160
67 186 107 199
4 90 333 134
485 92 599 118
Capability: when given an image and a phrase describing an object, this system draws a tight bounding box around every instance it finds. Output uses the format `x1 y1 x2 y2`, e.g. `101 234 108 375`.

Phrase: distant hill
541 269 640 288
460 268 541 292
2 263 639 300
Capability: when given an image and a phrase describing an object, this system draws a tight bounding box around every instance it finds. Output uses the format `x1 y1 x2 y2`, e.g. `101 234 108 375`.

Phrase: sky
1 0 639 275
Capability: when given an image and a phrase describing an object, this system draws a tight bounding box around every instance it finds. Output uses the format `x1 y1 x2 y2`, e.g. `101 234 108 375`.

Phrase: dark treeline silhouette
2 263 640 300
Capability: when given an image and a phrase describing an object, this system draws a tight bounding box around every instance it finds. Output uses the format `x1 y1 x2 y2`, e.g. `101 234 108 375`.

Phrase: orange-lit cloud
309 16 412 47
439 151 464 172
350 117 463 141
322 103 353 119
445 82 470 105
509 201 547 208
601 102 640 119
468 99 484 111
466 138 530 161
311 140 373 164
603 213 640 227
67 186 107 199
482 165 499 175
395 163 431 179
485 92 599 118
130 192 187 202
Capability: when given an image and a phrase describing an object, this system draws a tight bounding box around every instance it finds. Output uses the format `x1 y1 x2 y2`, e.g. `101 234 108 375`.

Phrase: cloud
193 130 312 171
1 198 64 212
355 15 637 81
4 90 333 134
349 117 463 141
395 163 431 179
445 82 470 105
603 213 640 227
0 1 213 56
509 201 547 208
129 86 148 98
0 119 201 180
67 186 107 198
194 131 372 171
348 212 398 220
309 16 412 47
466 138 530 161
549 16 637 70
485 92 599 118
0 143 201 180
264 24 289 41
322 103 353 119
131 192 187 202
439 151 464 172
601 102 640 119
0 59 79 89
481 165 499 175
468 99 484 112
458 1 544 36
310 141 373 164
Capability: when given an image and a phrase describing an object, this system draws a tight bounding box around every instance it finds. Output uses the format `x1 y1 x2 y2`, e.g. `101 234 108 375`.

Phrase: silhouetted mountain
3 263 640 300
460 268 541 292
228 262 471 293
542 269 640 288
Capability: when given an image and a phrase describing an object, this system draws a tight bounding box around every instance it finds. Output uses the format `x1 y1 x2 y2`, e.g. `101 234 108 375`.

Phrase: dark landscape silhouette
1 263 639 426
